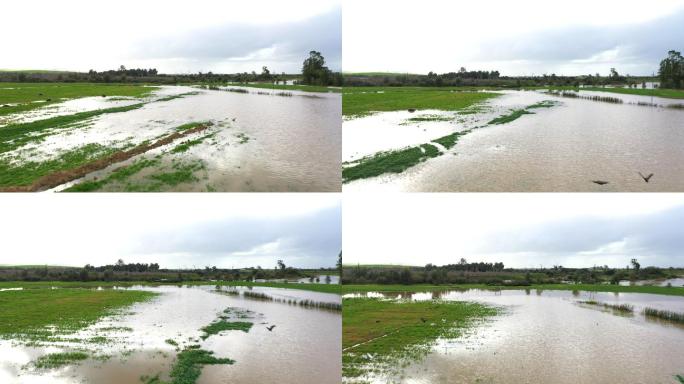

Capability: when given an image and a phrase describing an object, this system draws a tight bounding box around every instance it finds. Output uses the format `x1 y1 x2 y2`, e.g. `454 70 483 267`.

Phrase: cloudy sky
1 0 341 74
344 0 684 76
0 194 340 269
344 194 684 268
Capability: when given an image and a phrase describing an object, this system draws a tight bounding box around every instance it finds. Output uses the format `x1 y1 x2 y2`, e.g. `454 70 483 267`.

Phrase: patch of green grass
165 339 179 347
0 143 119 188
578 300 634 313
200 321 253 340
343 87 499 117
488 100 557 125
64 157 161 192
432 131 469 150
0 288 157 339
0 83 157 117
343 144 441 182
155 92 200 103
0 103 143 154
174 121 210 132
168 346 234 384
34 351 89 369
149 161 203 186
343 298 497 379
171 133 215 154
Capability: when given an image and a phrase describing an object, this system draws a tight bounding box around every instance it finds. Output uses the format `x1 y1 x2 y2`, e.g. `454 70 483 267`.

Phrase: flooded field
0 285 341 384
1 85 341 192
343 89 684 192
344 289 684 384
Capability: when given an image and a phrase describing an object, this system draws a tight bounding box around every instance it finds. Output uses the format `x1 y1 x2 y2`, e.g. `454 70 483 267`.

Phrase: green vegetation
343 297 498 379
343 87 499 117
431 131 469 149
172 133 216 153
33 351 89 369
343 144 441 182
644 307 684 323
0 143 120 188
659 50 683 89
550 86 684 99
578 300 634 313
0 83 156 116
0 103 143 154
149 161 203 186
403 114 454 123
489 101 556 125
64 157 161 192
200 321 253 339
224 83 340 93
167 346 234 384
0 288 157 339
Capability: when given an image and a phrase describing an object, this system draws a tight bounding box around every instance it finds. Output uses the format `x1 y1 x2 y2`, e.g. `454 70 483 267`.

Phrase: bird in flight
638 172 654 183
266 325 276 331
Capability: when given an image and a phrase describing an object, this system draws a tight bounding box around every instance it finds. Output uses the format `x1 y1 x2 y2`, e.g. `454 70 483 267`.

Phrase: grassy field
0 280 341 294
341 283 684 297
0 83 157 116
548 86 684 99
343 297 497 379
342 143 441 182
0 288 157 338
342 87 499 117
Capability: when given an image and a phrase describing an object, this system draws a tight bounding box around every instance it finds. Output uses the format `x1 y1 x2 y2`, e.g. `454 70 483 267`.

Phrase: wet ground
343 89 684 192
345 289 684 384
3 85 341 192
0 285 341 384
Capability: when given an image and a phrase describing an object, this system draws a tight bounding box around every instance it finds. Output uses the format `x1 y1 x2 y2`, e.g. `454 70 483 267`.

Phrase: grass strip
168 346 234 384
343 144 441 182
34 352 89 369
200 321 253 340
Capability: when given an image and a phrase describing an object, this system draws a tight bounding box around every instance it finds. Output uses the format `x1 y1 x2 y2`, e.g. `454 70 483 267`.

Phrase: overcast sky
1 0 341 74
344 0 684 76
0 194 340 269
344 194 684 269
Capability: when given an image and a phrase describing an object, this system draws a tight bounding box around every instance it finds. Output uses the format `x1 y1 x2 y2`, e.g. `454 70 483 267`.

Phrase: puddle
1 285 341 384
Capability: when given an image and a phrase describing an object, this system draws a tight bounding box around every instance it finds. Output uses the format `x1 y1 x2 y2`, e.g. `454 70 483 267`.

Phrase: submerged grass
343 297 498 379
64 157 161 192
578 300 634 313
0 288 157 339
432 131 470 150
342 144 441 182
200 321 253 340
33 351 89 369
644 307 684 323
168 346 234 384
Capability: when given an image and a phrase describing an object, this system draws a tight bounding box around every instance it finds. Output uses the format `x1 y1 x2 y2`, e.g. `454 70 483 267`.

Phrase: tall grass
242 290 341 311
578 300 634 313
644 307 684 323
547 90 623 104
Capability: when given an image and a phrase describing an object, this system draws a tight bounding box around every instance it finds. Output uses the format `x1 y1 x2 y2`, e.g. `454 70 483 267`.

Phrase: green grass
200 321 253 340
343 87 499 117
343 297 497 379
488 100 557 125
578 300 634 313
171 133 215 153
0 83 157 116
33 351 89 369
644 307 684 323
341 283 684 297
168 347 234 384
0 280 341 294
0 143 120 188
0 103 143 154
343 144 441 182
432 131 469 149
64 157 161 192
0 288 157 339
149 161 203 186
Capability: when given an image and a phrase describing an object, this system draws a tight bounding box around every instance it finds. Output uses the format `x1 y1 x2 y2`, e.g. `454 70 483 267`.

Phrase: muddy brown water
0 285 341 384
345 289 684 384
344 90 684 192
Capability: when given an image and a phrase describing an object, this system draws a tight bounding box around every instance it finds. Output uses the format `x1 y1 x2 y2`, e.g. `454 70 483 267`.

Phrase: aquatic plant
644 307 684 323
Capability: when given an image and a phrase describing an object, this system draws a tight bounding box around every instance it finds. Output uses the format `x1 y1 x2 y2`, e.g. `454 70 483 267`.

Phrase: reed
644 307 684 323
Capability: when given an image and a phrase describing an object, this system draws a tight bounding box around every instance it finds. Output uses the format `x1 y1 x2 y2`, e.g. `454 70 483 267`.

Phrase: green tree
659 50 684 89
302 51 331 85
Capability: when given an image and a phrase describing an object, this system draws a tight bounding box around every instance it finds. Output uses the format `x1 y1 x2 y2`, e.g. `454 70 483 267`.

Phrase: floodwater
344 89 684 192
0 285 341 384
4 85 341 192
346 289 684 384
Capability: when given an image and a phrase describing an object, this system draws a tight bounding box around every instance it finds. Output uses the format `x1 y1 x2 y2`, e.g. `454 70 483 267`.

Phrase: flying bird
266 325 276 331
592 180 609 186
638 172 654 183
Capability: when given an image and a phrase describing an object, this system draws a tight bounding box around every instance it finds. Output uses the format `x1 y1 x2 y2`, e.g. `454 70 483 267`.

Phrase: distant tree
277 260 286 270
659 50 684 89
336 251 342 281
631 258 641 273
302 51 336 86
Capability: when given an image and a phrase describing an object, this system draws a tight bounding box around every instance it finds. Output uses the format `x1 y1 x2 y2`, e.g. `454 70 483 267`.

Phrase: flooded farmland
344 289 684 384
0 285 341 384
343 89 684 192
1 86 341 192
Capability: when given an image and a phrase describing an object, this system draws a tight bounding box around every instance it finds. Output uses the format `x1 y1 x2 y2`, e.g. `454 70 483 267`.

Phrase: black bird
266 325 276 331
420 317 427 323
408 108 416 113
592 180 609 186
638 172 654 183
